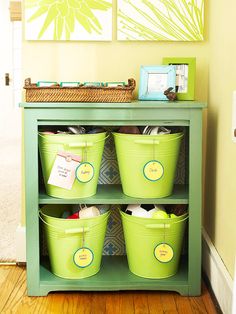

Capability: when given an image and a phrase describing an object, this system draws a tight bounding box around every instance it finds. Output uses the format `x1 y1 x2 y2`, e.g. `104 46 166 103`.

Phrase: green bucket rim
120 210 188 225
112 131 183 140
40 207 110 222
38 131 107 138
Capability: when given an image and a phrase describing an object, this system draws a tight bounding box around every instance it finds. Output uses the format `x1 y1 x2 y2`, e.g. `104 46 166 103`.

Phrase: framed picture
162 57 196 100
138 65 176 100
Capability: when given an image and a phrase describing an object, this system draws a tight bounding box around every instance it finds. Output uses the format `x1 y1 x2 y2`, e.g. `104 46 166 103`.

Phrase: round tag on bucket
75 162 94 183
143 160 164 181
154 243 174 263
73 247 94 268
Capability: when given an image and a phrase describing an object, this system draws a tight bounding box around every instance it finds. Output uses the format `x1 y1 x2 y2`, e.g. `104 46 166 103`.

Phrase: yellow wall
205 0 236 277
22 42 209 100
22 1 209 101
22 1 236 278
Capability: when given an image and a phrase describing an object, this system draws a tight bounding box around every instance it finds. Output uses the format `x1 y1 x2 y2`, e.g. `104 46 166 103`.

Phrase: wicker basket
24 78 136 103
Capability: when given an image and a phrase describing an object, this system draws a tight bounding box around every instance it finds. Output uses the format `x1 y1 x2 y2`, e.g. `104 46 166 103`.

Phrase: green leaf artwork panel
117 0 204 41
25 0 112 41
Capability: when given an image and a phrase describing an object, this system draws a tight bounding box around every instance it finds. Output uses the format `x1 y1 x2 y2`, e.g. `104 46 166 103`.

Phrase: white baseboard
16 225 26 263
202 228 234 314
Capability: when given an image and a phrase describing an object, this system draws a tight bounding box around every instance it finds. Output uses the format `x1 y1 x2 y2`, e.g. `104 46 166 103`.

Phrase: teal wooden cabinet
20 100 206 296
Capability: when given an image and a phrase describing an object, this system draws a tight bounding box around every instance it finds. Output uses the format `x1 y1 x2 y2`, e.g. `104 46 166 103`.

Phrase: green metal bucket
38 132 106 199
120 211 188 279
40 205 110 279
113 132 183 198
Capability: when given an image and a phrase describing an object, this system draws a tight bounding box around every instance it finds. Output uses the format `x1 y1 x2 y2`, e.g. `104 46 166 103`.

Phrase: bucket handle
65 142 93 148
64 134 110 148
134 139 160 145
134 134 183 145
145 215 188 229
38 133 110 147
64 227 90 234
145 223 170 229
39 211 90 234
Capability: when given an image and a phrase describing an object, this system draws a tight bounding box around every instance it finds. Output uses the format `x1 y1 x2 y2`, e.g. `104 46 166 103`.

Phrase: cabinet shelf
39 184 189 205
39 255 189 296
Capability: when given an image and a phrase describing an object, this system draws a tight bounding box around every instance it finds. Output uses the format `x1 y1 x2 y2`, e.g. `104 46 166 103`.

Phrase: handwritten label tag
73 247 94 268
143 160 164 181
75 162 94 183
154 243 174 263
48 151 81 190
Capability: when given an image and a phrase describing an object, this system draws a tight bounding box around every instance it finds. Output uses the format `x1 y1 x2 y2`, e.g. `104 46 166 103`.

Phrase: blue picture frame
138 65 176 100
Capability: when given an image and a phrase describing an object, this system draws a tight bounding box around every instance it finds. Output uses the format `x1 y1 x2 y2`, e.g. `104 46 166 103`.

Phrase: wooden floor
0 265 219 314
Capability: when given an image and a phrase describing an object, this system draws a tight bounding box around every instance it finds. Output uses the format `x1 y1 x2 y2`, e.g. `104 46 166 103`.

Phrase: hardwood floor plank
119 291 134 314
0 267 219 314
3 268 50 314
174 294 193 314
0 266 12 286
46 293 80 314
75 292 92 314
105 292 120 314
161 292 178 312
133 292 150 314
1 269 27 313
3 269 50 314
189 296 208 313
147 292 164 314
0 266 23 313
201 283 218 314
15 297 48 314
91 292 106 314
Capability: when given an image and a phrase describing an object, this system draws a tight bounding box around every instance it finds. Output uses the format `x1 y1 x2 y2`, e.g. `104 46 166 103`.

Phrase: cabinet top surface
20 100 207 109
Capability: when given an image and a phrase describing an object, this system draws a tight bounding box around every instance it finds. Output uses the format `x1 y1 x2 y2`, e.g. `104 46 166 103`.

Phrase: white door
0 0 21 262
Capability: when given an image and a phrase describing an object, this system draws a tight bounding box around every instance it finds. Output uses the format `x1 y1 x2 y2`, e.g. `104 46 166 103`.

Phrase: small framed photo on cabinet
162 57 196 100
138 65 176 100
